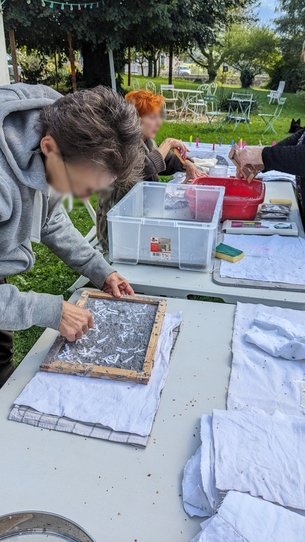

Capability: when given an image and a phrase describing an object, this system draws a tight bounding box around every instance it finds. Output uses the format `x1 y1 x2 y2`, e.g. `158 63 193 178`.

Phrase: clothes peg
195 137 199 147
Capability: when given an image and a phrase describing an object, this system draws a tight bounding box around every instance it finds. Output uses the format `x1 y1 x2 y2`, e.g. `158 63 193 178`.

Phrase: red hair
125 90 165 117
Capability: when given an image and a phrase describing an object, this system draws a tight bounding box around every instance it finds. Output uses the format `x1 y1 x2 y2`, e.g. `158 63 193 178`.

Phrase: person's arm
0 179 64 331
276 129 305 147
262 144 305 176
237 140 305 177
41 192 134 297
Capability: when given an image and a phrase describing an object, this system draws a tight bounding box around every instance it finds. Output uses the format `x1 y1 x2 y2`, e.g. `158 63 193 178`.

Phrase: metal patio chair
146 80 156 93
160 84 178 117
267 81 286 104
259 97 287 134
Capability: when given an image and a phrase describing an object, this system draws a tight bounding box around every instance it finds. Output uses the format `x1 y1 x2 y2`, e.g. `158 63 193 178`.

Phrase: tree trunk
153 59 158 78
127 46 131 87
82 41 111 88
9 29 19 83
148 58 153 77
67 33 77 92
168 46 173 84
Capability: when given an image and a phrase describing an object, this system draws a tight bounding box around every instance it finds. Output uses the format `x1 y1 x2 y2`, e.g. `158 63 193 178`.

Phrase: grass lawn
8 76 305 365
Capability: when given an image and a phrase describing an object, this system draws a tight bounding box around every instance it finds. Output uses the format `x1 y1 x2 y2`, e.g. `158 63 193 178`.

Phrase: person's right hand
158 138 189 160
58 300 94 342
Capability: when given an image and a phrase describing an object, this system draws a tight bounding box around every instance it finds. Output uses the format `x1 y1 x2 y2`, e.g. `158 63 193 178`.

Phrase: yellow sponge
215 243 244 263
269 198 292 206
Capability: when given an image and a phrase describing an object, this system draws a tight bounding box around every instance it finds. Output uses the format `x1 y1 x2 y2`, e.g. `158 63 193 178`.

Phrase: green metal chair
259 98 287 134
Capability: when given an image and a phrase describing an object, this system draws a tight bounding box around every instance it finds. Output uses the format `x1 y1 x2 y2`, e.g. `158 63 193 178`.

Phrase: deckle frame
40 291 167 384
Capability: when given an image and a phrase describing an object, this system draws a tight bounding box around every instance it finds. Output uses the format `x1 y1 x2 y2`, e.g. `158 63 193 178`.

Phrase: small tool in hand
229 144 262 183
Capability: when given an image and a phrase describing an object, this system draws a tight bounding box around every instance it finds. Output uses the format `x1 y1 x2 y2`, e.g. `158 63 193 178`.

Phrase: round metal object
0 511 96 541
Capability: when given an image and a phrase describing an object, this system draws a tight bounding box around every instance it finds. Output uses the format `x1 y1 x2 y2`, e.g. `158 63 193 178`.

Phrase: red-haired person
96 89 203 251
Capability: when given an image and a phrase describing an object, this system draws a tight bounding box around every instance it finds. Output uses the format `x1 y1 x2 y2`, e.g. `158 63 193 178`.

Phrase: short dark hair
39 86 143 182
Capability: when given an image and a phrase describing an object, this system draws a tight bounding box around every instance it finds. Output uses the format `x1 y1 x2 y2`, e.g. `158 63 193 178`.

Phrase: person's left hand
183 161 208 184
103 272 134 298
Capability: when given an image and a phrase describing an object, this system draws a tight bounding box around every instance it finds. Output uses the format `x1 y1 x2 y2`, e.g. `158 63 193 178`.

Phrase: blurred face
40 135 116 198
140 111 163 139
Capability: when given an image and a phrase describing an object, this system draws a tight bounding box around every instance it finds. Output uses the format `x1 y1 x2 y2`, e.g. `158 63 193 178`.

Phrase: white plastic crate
107 182 224 272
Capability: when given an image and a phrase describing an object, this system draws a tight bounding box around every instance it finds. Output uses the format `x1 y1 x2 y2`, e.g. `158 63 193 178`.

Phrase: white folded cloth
182 446 212 518
228 303 305 416
258 169 296 185
193 157 218 168
195 491 305 542
213 408 305 510
245 312 305 360
220 234 305 285
12 312 181 438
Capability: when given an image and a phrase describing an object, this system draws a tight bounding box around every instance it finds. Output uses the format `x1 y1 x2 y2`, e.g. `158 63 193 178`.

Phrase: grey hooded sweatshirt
0 83 114 332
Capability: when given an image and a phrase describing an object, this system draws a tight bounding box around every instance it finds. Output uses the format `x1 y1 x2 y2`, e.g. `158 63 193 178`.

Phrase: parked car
7 54 22 83
177 66 191 77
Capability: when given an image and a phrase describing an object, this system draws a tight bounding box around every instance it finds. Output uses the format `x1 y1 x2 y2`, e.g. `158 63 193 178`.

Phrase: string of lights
26 0 100 10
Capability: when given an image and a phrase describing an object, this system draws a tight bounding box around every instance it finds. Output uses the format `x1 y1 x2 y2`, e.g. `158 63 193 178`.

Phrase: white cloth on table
11 312 181 440
228 302 305 416
258 170 296 185
220 234 305 285
245 312 305 360
213 408 305 510
182 446 212 518
195 491 305 542
182 415 223 519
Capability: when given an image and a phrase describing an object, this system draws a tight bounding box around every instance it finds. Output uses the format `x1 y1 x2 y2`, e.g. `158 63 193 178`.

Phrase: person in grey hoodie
0 83 143 387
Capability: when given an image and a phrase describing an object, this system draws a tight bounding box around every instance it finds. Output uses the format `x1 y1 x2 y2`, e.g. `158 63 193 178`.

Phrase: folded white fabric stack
183 409 305 518
191 491 305 542
258 169 296 185
245 311 305 360
9 312 181 447
228 302 305 415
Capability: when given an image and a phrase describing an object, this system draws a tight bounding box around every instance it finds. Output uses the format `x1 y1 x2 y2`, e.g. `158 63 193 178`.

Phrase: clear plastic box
107 182 225 272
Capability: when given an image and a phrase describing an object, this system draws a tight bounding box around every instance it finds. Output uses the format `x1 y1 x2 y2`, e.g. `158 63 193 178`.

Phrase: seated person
237 134 305 226
97 89 203 251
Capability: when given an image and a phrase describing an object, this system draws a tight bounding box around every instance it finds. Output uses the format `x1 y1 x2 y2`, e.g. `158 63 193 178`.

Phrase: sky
258 0 282 23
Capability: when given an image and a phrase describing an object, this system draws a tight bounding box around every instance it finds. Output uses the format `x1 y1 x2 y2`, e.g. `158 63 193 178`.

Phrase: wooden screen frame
40 291 167 385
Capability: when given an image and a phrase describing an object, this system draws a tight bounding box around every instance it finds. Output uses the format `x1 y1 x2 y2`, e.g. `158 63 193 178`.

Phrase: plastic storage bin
108 182 225 272
186 177 265 221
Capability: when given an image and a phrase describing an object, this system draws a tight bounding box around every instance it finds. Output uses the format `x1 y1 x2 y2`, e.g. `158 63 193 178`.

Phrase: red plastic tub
185 177 265 221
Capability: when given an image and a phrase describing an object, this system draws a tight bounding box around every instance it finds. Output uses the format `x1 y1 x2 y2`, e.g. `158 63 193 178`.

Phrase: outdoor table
0 292 235 542
174 88 201 117
227 96 253 130
114 181 305 309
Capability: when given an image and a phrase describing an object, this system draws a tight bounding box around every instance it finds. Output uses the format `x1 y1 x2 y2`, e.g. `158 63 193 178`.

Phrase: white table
114 181 305 309
0 293 235 542
174 88 201 117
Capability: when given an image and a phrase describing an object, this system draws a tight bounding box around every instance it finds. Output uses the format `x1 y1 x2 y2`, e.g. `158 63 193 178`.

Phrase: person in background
237 41 305 226
0 83 141 388
96 89 204 251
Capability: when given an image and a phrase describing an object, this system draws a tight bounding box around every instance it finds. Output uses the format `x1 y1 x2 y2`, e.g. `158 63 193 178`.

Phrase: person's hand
183 161 207 183
158 138 189 160
236 146 264 170
103 272 134 298
58 301 94 342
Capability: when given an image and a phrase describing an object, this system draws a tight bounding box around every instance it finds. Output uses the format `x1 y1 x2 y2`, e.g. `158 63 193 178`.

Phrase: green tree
225 24 280 87
273 0 305 92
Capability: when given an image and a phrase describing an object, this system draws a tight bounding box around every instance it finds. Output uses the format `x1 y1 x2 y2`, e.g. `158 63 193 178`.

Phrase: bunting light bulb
70 3 73 9
61 2 64 8
41 0 45 5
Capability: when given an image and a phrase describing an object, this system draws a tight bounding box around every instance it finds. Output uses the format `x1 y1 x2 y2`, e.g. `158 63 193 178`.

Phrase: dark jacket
262 129 305 224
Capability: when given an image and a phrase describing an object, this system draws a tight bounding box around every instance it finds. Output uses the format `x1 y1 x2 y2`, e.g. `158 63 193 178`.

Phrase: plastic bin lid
0 512 95 541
